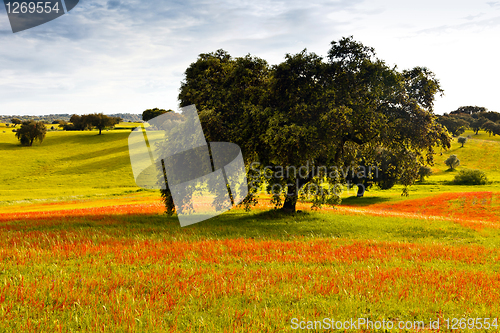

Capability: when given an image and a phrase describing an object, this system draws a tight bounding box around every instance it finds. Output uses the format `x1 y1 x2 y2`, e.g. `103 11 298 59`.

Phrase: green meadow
1 124 500 332
2 124 500 208
0 123 155 205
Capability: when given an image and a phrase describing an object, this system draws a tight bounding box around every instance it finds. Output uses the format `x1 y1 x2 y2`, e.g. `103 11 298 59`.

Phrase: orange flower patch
0 202 164 223
339 192 500 230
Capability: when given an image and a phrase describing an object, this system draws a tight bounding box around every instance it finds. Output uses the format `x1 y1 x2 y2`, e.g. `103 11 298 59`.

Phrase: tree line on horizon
9 108 187 147
10 108 185 147
437 106 500 137
2 113 142 125
12 113 123 146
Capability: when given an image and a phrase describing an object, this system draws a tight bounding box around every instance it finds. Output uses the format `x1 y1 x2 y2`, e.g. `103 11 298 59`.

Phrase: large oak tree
173 36 451 212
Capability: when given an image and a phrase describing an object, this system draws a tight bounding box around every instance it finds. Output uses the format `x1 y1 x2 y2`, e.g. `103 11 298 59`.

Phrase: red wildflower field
0 202 163 223
340 192 500 230
1 193 500 331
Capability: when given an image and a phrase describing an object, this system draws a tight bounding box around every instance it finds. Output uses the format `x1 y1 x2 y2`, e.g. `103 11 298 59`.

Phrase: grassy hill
0 123 150 204
342 130 500 204
1 124 500 208
431 130 500 182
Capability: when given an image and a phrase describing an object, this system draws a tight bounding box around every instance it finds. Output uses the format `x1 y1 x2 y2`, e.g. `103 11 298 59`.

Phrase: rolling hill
1 124 500 211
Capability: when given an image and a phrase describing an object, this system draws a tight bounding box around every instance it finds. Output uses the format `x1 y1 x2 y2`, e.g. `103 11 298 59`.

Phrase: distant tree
483 120 500 136
142 108 173 122
478 111 500 123
68 114 88 130
437 115 468 137
88 113 121 135
65 114 120 133
345 146 407 197
418 166 433 182
11 118 22 127
457 136 467 147
15 120 47 146
471 117 488 135
451 106 487 115
445 154 460 170
69 114 82 125
453 113 474 125
483 120 494 136
52 119 67 125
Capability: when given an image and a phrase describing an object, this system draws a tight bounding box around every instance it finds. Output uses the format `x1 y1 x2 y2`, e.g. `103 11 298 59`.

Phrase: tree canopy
142 108 174 122
11 118 22 127
483 120 500 136
66 113 121 134
457 136 467 147
89 113 121 135
445 154 460 170
171 36 451 212
470 117 488 135
450 106 487 115
437 115 468 137
15 120 47 146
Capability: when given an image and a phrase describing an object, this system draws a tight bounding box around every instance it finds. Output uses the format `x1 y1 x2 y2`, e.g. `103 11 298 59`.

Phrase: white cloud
0 0 499 115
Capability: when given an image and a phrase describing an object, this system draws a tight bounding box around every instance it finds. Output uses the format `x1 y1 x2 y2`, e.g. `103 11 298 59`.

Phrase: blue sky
0 0 499 115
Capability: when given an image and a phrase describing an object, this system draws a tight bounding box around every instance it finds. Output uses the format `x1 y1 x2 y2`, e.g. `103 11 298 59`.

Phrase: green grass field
1 126 500 332
2 125 500 205
1 206 500 332
0 123 156 205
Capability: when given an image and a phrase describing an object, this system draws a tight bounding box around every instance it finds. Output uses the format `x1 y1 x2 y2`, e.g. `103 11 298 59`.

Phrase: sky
0 0 499 116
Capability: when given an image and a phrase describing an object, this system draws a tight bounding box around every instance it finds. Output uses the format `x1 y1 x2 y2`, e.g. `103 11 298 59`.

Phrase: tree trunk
281 187 297 213
99 128 102 135
356 184 365 197
280 177 309 213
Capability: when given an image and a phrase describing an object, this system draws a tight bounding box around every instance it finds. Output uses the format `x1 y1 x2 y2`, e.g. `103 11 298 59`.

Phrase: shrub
418 166 433 182
457 136 467 147
445 154 460 170
453 169 488 185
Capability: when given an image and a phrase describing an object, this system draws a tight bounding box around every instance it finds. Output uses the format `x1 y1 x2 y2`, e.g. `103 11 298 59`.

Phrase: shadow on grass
12 205 487 245
167 209 359 239
58 144 130 163
0 142 19 150
43 131 130 147
340 196 391 207
132 208 480 244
